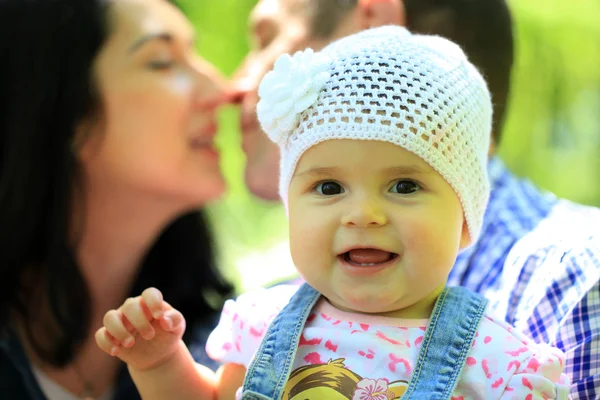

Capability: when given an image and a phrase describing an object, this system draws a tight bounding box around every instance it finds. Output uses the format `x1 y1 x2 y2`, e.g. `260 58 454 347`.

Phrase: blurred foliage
175 0 600 290
501 0 600 206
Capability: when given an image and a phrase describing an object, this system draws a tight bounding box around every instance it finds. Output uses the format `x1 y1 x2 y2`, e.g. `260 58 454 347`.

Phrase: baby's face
288 140 470 318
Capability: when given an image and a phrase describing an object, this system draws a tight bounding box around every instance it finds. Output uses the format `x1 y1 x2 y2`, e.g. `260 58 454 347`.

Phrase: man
230 0 600 398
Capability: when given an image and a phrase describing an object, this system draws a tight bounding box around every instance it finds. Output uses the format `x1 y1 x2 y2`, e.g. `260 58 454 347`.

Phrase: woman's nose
194 57 231 109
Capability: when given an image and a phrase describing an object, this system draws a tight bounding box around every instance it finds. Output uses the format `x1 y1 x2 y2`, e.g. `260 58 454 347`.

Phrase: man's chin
243 132 282 200
244 163 281 201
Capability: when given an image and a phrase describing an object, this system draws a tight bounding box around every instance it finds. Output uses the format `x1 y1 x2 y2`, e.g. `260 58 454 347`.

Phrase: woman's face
80 0 227 208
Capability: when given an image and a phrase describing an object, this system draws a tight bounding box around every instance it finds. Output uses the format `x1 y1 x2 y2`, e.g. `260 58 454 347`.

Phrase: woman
0 0 233 398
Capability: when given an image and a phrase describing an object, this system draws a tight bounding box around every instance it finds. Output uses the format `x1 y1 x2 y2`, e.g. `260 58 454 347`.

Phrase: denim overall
241 283 487 399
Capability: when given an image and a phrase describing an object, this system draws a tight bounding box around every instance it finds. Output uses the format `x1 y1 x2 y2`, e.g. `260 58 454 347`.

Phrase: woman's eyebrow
129 32 173 54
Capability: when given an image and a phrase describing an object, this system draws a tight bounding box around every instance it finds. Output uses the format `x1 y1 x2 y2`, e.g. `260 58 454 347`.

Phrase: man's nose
230 54 266 101
229 54 276 132
231 36 293 100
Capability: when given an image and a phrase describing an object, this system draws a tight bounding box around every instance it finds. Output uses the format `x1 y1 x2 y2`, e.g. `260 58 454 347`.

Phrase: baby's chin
326 290 409 317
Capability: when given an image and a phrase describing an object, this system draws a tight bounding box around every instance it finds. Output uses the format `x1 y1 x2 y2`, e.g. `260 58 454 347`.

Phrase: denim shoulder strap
241 283 320 400
403 286 488 399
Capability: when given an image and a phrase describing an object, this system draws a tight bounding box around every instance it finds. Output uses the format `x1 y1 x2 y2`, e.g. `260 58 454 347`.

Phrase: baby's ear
458 218 471 250
357 0 406 29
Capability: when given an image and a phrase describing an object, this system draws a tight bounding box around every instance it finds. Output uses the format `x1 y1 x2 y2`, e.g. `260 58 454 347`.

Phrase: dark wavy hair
0 0 232 367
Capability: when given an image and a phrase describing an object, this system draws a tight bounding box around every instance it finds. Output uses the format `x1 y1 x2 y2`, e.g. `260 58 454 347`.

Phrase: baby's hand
95 287 186 371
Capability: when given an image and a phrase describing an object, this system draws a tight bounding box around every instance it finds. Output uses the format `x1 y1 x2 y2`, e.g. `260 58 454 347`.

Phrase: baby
96 26 571 399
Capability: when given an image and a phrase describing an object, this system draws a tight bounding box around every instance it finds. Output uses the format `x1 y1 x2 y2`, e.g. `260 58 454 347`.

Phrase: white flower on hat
257 48 330 144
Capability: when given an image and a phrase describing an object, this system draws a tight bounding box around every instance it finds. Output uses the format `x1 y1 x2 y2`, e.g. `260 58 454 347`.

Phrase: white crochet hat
257 26 492 241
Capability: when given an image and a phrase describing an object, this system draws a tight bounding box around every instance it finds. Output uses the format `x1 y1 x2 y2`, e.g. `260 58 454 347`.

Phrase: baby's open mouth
339 248 399 266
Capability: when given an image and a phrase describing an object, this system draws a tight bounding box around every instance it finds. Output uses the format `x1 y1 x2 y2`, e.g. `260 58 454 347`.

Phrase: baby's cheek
289 231 314 262
400 221 434 251
289 220 332 262
406 217 460 254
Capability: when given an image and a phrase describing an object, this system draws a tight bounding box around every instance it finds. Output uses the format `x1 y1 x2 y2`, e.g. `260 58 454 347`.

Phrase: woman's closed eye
147 59 175 70
313 180 344 196
389 179 420 194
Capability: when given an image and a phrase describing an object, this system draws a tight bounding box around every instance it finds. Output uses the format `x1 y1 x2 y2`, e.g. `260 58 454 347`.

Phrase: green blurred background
176 0 600 292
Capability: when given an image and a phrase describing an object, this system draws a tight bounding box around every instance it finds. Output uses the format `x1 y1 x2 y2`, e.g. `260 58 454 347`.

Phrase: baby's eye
315 181 344 195
390 180 420 194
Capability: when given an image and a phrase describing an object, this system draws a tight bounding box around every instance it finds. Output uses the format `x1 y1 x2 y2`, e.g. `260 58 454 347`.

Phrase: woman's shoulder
0 330 39 399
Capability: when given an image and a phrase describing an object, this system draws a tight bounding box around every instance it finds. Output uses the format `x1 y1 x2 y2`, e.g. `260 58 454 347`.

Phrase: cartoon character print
282 358 408 400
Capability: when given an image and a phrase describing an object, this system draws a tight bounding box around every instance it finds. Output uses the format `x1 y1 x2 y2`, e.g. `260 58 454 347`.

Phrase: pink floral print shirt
206 285 571 399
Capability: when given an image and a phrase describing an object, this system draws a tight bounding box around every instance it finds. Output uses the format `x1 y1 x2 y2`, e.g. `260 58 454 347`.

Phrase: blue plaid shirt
449 156 600 399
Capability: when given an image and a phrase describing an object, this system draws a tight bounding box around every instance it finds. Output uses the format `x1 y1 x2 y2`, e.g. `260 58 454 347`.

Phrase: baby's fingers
103 310 135 348
95 327 119 357
121 297 155 340
140 287 165 319
159 308 186 334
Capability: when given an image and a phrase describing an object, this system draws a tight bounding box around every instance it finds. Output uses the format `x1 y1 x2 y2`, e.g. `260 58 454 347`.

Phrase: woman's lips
189 122 218 147
189 137 214 148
